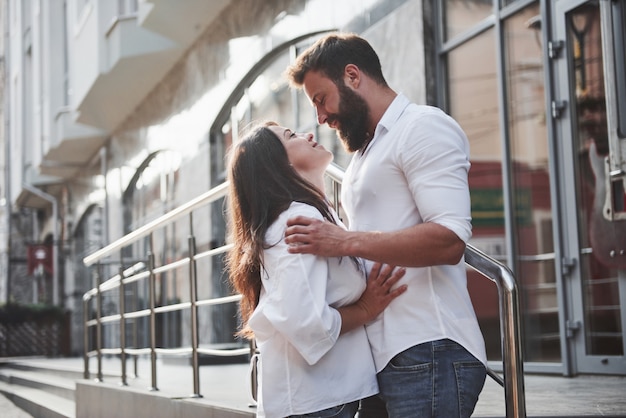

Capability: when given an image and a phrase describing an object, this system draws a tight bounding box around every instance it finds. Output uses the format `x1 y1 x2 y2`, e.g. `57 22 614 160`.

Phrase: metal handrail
465 245 526 417
82 182 229 267
82 165 526 417
81 181 246 396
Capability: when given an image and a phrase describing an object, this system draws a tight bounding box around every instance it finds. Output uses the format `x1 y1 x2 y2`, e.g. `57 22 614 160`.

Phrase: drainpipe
101 146 109 246
4 0 12 304
22 183 59 306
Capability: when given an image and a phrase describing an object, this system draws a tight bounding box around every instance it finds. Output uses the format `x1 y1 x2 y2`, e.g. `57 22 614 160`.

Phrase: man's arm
284 216 466 267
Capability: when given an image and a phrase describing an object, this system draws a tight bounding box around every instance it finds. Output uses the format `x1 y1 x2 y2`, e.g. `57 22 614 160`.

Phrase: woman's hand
357 263 407 323
338 263 407 334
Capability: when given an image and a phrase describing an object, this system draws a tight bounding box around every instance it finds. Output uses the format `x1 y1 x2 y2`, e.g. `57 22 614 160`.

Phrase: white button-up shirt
249 202 378 418
343 94 487 372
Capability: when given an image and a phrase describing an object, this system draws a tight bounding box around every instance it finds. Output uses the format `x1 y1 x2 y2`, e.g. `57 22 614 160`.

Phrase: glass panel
567 3 624 356
504 4 560 362
501 0 520 7
125 150 184 348
444 0 493 41
448 28 503 360
248 52 291 123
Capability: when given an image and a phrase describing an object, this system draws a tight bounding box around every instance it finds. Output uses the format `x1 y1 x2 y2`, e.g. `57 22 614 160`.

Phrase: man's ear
344 64 360 88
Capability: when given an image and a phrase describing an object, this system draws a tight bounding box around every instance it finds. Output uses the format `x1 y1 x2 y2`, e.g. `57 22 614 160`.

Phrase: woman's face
268 125 333 174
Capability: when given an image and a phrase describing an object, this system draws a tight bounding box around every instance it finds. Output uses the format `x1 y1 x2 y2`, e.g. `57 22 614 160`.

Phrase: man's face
303 70 371 152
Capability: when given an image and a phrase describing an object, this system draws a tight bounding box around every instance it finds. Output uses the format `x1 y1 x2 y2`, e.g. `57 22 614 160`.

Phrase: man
284 33 487 417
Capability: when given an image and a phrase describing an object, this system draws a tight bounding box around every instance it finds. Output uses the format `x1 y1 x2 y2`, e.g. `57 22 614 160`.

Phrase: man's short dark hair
286 33 388 87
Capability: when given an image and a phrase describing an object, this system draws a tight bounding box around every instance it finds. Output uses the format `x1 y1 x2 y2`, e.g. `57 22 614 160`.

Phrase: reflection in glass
124 149 186 348
504 5 560 362
448 28 503 360
444 0 493 41
568 4 624 356
500 0 520 8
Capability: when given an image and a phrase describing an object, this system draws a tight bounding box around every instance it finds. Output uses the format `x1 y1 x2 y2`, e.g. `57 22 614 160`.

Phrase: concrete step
0 368 75 400
0 358 82 418
0 380 74 418
0 357 256 418
2 359 94 381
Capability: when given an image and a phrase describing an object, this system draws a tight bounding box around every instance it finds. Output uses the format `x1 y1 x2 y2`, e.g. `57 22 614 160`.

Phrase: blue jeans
289 401 359 418
375 339 486 418
357 395 387 418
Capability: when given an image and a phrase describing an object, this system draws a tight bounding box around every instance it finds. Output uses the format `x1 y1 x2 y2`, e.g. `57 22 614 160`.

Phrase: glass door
553 0 626 374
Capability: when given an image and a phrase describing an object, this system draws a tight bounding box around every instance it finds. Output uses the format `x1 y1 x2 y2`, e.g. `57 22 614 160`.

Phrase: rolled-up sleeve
398 111 473 243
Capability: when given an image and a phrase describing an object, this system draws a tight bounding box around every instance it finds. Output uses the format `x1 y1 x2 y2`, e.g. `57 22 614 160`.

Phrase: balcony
38 109 109 179
73 0 231 131
41 0 231 182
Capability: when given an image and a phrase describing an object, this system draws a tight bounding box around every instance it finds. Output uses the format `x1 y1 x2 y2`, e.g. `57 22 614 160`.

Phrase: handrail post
119 262 128 386
499 264 526 418
96 263 103 382
464 245 526 418
249 339 259 403
147 236 158 391
188 213 202 398
132 276 139 379
83 297 90 380
332 180 340 214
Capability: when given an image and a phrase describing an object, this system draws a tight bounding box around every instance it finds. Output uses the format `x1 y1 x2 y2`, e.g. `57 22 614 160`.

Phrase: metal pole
147 236 158 391
83 297 90 380
133 282 139 379
249 339 259 403
464 244 526 418
119 262 127 386
96 263 103 382
332 182 340 217
187 212 201 397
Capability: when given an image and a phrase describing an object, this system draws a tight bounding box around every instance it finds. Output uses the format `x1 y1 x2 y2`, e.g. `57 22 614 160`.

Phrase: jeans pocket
387 345 433 371
454 360 486 418
290 401 358 418
379 349 433 417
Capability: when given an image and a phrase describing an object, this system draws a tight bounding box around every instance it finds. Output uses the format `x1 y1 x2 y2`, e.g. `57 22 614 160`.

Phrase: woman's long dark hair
225 122 337 339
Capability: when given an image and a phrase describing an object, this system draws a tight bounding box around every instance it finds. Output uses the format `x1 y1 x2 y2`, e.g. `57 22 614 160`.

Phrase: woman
225 121 406 418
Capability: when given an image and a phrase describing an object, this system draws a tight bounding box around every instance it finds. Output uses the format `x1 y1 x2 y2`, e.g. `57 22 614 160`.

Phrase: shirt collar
363 93 410 155
378 93 410 132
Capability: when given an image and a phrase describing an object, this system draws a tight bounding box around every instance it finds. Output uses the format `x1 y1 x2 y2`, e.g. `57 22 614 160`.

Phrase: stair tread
0 369 75 389
6 359 120 379
0 380 75 417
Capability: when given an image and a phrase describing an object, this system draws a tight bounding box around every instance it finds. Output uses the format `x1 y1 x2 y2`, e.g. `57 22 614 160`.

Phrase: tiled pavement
1 356 626 417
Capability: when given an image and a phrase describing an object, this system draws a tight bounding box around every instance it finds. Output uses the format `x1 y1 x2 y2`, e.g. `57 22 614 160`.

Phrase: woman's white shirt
249 201 378 418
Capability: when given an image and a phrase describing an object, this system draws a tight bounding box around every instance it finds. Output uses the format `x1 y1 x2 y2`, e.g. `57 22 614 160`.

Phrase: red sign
27 245 53 275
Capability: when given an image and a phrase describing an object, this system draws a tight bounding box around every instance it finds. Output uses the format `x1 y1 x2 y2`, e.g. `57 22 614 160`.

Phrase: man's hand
289 215 467 267
285 216 351 257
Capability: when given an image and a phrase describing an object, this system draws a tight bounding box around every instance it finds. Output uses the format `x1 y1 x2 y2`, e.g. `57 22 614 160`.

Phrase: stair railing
83 164 526 417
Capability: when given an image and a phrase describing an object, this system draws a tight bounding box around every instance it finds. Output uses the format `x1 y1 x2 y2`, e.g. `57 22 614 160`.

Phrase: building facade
1 0 625 376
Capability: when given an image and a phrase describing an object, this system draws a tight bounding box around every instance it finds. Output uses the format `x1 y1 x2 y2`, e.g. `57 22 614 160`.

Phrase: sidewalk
2 356 626 417
474 372 626 417
81 356 626 417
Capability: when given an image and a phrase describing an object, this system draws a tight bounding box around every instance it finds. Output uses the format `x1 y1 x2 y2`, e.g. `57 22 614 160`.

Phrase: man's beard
330 84 371 153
